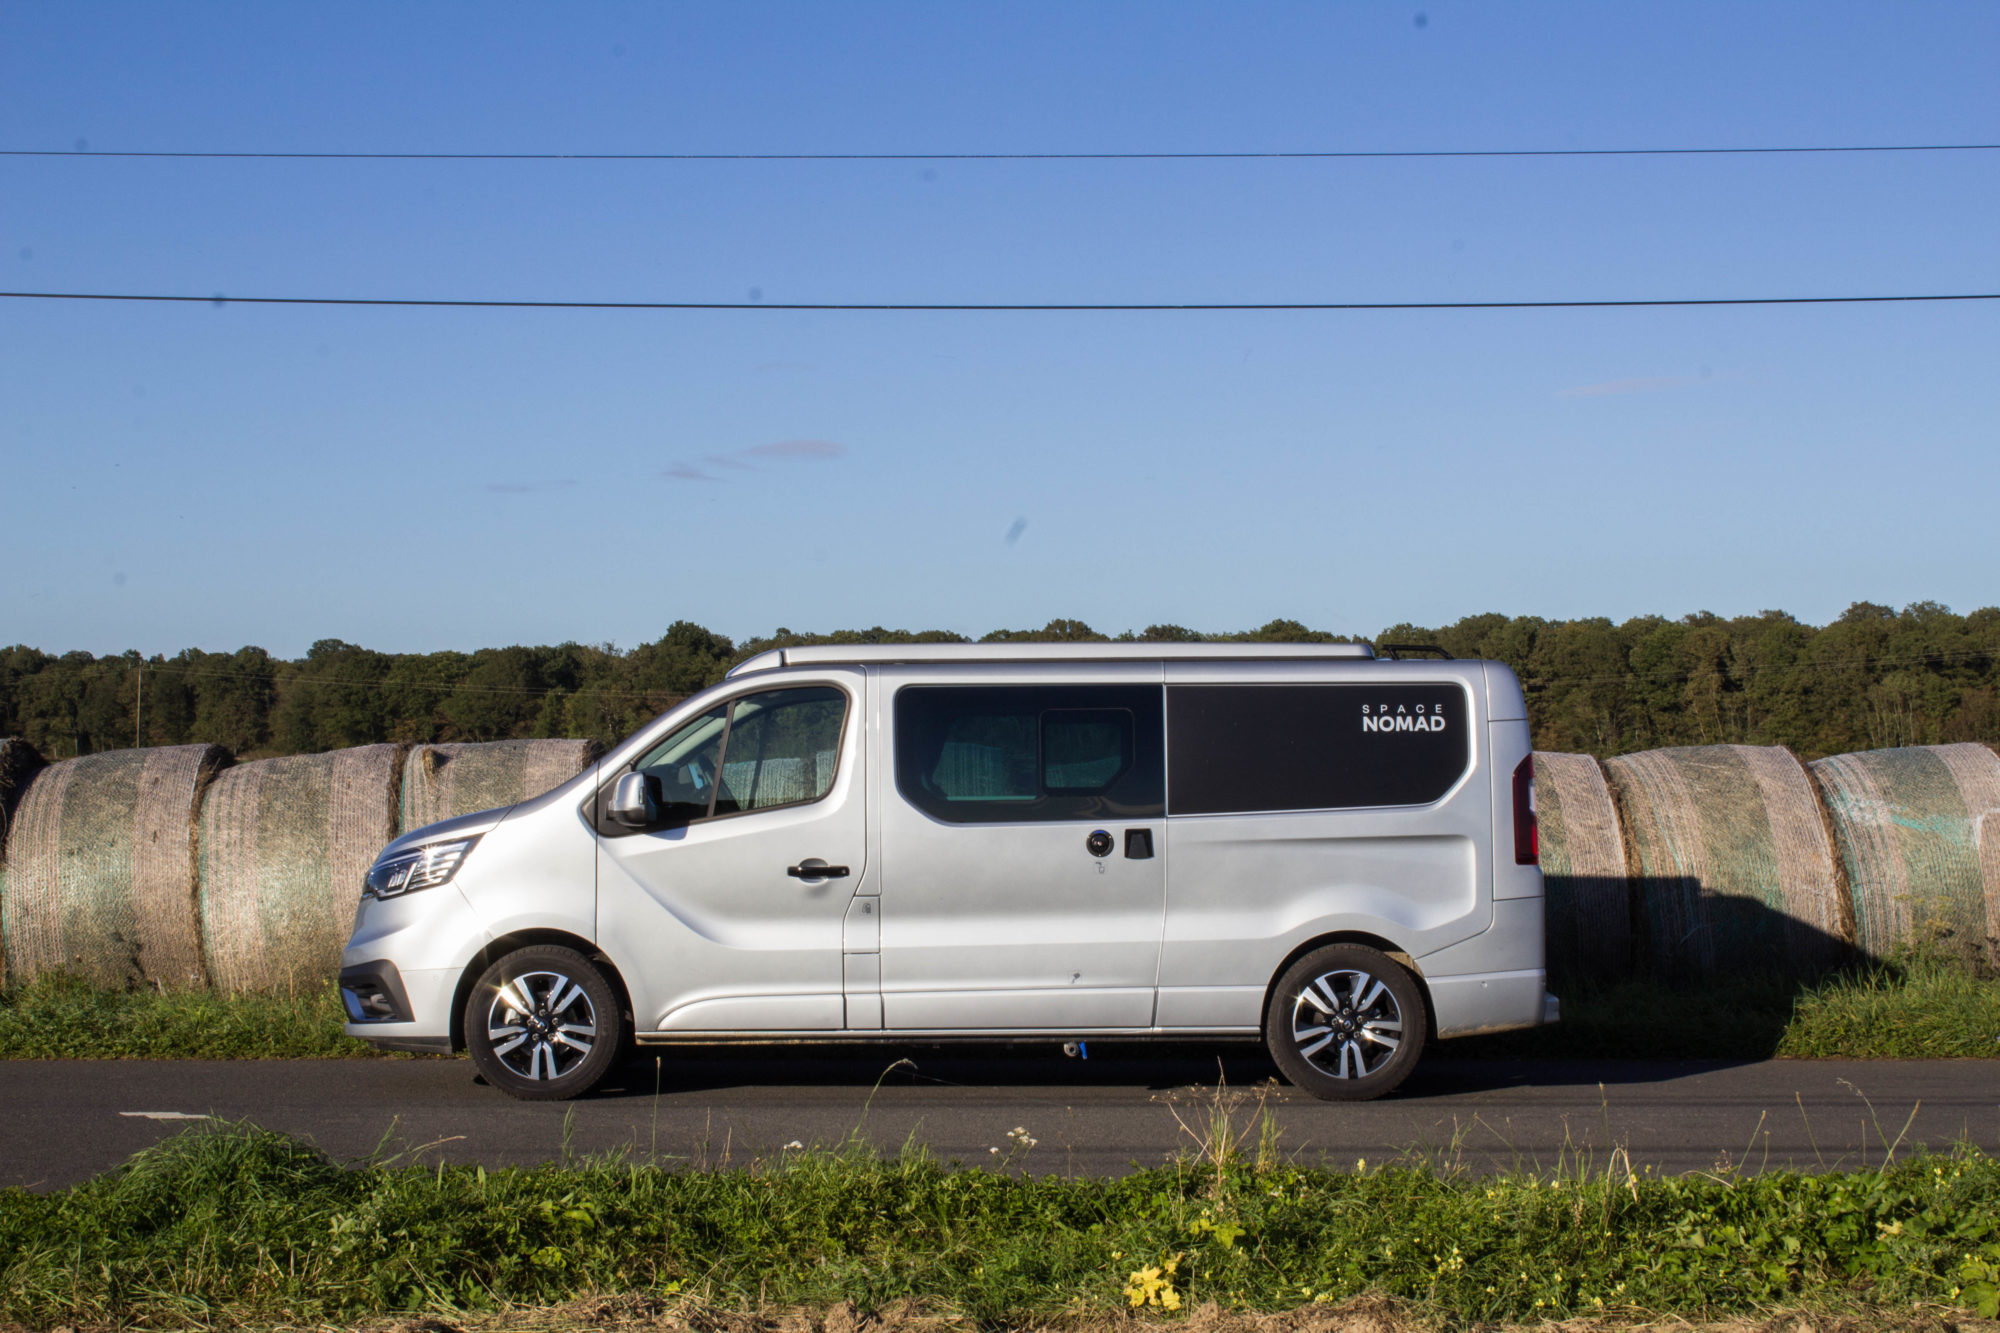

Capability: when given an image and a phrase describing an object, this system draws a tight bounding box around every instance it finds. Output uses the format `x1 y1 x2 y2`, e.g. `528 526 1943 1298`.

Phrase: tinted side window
896 685 1164 823
1168 684 1470 815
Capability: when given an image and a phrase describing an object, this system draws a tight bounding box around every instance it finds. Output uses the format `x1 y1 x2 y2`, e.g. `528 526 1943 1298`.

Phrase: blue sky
3 2 1996 657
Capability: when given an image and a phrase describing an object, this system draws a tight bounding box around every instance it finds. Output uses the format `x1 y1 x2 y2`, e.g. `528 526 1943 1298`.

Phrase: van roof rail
728 640 1379 677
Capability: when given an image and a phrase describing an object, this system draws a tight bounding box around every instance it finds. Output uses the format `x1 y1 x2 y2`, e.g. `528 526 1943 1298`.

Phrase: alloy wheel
484 969 598 1082
1289 967 1404 1080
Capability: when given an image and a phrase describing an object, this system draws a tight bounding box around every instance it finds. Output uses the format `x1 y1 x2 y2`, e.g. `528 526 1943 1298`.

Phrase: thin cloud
1558 375 1701 398
484 479 579 494
744 439 846 460
663 439 848 482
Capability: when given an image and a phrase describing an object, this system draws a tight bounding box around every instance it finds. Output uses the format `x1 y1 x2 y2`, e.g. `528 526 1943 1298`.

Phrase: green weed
1 1121 1997 1327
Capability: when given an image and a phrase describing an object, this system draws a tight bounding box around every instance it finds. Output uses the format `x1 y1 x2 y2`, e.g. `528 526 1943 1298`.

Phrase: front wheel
465 945 623 1101
1264 944 1424 1101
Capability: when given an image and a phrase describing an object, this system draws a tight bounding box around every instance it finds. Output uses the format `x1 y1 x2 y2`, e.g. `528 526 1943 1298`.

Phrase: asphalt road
5 1047 1996 1191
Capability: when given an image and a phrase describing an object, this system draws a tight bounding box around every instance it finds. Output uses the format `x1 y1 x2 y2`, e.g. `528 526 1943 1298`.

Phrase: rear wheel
466 945 622 1101
1264 944 1423 1101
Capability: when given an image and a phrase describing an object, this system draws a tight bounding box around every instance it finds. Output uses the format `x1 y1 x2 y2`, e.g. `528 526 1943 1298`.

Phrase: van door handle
788 863 850 879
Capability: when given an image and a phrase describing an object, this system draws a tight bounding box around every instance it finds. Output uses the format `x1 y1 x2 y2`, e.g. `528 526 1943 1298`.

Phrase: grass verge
0 975 373 1059
1 1120 1997 1328
1 956 1994 1061
1456 952 2000 1060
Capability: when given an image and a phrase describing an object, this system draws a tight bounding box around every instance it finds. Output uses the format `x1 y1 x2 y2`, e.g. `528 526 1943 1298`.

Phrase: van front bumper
340 960 460 1053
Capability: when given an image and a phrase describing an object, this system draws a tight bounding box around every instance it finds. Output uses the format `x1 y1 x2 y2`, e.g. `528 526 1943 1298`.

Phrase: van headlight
363 837 480 900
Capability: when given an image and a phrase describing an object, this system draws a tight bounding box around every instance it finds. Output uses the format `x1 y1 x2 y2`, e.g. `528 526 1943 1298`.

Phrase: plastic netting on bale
1532 752 1632 981
0 745 230 989
399 739 602 833
198 744 402 994
1982 810 2000 968
1603 745 1847 977
1809 743 2000 968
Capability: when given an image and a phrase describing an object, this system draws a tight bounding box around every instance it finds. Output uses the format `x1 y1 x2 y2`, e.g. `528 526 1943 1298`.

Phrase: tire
1264 944 1424 1102
465 945 623 1101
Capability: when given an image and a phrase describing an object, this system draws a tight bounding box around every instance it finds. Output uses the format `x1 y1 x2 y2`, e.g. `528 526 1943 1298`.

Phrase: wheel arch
449 929 635 1054
1260 931 1437 1044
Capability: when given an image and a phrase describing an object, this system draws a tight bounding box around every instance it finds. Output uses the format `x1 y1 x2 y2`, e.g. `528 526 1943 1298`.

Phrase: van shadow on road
576 1042 1761 1102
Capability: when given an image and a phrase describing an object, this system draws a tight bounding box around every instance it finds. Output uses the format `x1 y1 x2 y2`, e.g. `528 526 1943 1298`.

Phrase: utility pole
135 663 143 749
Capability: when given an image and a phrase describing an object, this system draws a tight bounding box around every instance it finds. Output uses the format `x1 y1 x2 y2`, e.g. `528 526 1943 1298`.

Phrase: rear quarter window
1167 683 1470 815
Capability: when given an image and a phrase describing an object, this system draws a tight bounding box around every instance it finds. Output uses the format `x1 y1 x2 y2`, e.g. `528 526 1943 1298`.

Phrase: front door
876 675 1167 1030
595 673 866 1033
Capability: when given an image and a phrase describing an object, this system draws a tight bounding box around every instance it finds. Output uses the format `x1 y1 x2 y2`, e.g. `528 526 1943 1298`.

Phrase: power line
6 290 1999 313
49 658 676 701
7 142 2000 162
1522 644 2000 690
37 641 2000 700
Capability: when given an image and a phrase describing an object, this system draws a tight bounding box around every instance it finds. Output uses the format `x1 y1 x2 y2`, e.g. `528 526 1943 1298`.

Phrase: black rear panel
1167 683 1470 815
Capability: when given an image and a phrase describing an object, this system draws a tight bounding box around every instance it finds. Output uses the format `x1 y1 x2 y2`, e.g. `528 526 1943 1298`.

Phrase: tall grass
1 1120 1996 1326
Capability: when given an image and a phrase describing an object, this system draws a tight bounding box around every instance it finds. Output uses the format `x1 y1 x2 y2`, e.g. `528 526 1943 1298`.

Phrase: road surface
5 1046 1995 1190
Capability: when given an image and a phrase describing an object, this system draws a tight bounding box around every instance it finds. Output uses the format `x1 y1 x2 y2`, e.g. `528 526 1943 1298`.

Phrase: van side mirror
608 771 660 828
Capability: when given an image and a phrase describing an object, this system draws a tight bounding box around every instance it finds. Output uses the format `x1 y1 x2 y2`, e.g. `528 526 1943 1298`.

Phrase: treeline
3 603 1996 761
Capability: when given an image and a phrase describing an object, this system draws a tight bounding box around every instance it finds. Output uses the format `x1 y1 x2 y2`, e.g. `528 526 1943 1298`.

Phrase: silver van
340 643 1554 1101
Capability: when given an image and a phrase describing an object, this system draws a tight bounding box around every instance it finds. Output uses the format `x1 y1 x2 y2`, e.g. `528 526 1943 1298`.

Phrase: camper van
340 642 1554 1101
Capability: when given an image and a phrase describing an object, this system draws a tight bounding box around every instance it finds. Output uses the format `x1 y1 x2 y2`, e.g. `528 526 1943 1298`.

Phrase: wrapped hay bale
1533 752 1633 981
1809 743 2000 966
0 744 229 989
1982 811 2000 967
198 744 402 993
399 739 601 833
1603 745 1847 977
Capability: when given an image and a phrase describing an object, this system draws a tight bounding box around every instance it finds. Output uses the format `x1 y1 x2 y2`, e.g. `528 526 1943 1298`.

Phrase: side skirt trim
634 1027 1261 1046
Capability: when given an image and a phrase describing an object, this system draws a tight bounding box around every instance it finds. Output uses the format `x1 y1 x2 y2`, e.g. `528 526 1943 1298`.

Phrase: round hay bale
0 745 230 989
399 739 602 833
1533 751 1633 982
198 743 402 994
1809 743 2000 967
1603 745 1846 977
1981 812 2000 969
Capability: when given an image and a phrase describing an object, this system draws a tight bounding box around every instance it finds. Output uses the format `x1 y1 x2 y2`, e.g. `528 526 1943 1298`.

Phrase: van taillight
1512 755 1539 866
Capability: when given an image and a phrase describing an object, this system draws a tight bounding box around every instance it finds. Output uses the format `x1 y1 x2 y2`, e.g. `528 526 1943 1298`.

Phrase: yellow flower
1122 1254 1186 1310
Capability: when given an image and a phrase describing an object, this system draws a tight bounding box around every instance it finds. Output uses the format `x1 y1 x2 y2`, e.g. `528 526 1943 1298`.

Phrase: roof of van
727 641 1379 676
